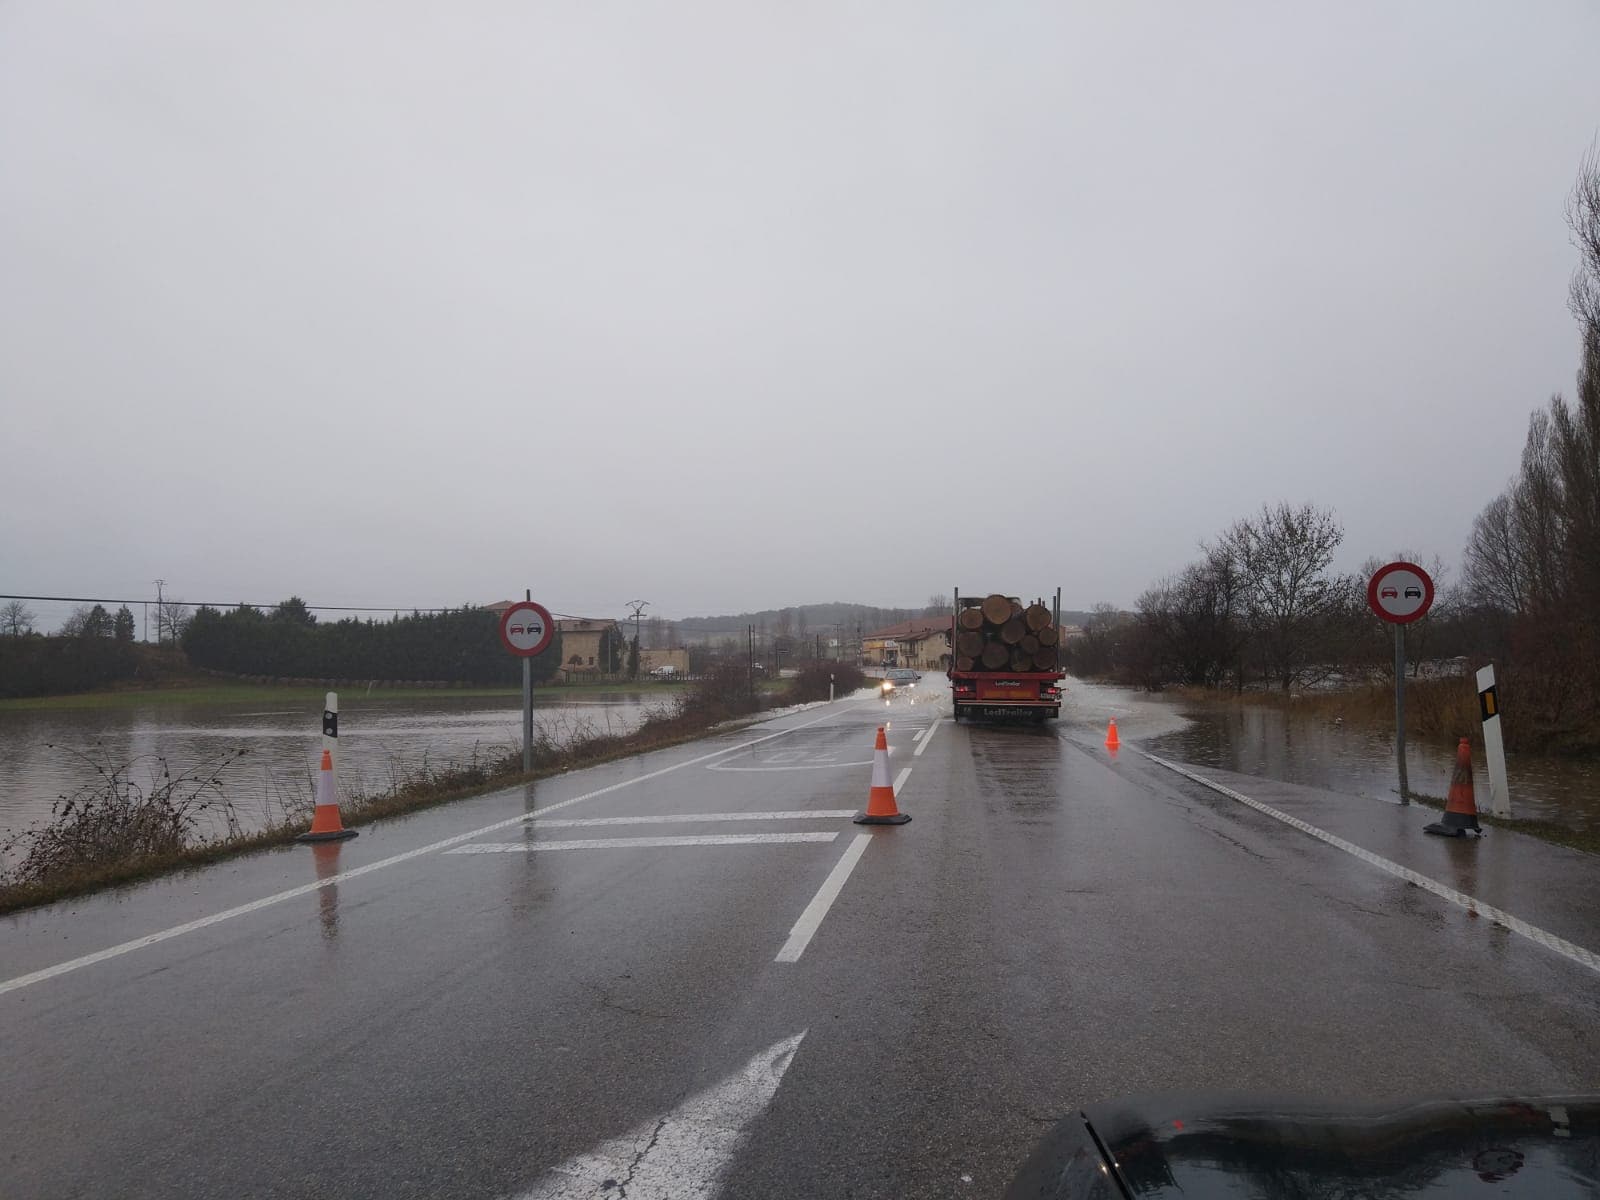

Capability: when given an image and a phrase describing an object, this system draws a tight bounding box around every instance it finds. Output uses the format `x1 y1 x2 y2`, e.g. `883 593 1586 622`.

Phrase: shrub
785 662 865 703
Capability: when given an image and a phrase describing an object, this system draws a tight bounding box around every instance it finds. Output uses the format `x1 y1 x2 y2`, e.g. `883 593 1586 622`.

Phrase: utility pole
153 579 165 644
625 599 649 680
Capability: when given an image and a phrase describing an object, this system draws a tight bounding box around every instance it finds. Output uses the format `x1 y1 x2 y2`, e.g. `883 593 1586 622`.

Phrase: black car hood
1006 1094 1600 1199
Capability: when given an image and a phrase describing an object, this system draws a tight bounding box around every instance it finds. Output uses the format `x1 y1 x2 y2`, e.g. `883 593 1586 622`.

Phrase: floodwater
0 691 663 850
1063 677 1600 835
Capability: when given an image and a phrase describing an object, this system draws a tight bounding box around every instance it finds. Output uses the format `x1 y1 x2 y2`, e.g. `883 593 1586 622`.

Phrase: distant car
649 665 679 678
1404 585 1423 599
1380 587 1398 600
887 668 920 687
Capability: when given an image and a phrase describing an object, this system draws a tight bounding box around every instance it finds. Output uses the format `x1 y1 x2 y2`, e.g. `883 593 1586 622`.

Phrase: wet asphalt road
3 686 1600 1199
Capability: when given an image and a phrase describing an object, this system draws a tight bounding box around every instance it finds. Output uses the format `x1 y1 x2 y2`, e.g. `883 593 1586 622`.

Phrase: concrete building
861 617 954 668
555 618 620 677
898 626 952 671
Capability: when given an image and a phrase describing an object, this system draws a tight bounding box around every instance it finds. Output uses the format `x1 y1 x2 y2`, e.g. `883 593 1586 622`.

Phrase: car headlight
881 681 894 691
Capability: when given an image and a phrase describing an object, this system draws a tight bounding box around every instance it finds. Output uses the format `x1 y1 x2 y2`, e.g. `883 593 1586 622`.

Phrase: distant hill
677 602 930 642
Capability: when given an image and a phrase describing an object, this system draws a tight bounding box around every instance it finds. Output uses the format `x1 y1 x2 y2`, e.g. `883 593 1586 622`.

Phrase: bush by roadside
784 662 866 703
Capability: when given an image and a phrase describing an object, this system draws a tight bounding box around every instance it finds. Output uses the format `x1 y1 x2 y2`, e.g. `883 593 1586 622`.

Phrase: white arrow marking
511 1032 806 1199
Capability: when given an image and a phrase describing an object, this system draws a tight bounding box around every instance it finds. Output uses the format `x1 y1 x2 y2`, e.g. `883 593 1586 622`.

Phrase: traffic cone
1424 738 1482 838
854 726 910 825
1105 719 1120 750
297 749 358 843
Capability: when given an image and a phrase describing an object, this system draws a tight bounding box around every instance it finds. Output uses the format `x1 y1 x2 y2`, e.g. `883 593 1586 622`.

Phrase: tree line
0 601 143 697
180 600 562 684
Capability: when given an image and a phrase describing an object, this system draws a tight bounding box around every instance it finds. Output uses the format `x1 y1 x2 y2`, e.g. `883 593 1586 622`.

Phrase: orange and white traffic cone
297 749 358 843
1424 738 1482 838
854 726 910 825
1105 719 1120 750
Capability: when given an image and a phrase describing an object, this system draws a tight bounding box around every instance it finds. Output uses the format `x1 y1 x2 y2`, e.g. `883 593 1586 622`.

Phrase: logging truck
948 588 1066 722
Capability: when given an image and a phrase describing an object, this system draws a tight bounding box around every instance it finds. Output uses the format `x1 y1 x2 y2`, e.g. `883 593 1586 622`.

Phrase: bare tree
58 605 94 637
1 599 35 637
156 598 192 644
1224 503 1346 690
1462 493 1528 613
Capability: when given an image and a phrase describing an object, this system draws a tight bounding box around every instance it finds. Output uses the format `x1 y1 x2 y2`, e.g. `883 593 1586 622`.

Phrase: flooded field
0 690 665 848
1062 678 1600 834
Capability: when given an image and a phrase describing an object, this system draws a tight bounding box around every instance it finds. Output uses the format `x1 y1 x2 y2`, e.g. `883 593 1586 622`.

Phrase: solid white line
446 833 839 854
0 701 861 999
512 1032 806 1199
774 833 872 963
523 810 857 828
1140 752 1600 978
913 718 943 757
893 766 912 794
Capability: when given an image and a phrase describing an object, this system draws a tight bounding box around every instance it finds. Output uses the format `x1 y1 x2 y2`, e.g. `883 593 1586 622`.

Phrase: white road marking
1141 751 1600 978
706 760 872 772
0 702 860 999
913 718 943 757
774 833 872 963
912 726 928 743
447 833 839 854
893 767 912 794
524 810 856 828
511 1032 806 1200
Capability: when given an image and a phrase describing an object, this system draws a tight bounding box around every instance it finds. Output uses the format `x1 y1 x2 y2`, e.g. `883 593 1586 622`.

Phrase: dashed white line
446 833 839 854
0 701 861 999
913 718 943 757
774 833 872 963
522 810 856 828
1140 751 1600 978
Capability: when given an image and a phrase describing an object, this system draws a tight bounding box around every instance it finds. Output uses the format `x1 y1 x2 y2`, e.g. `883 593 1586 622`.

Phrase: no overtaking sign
499 601 554 657
1366 561 1434 625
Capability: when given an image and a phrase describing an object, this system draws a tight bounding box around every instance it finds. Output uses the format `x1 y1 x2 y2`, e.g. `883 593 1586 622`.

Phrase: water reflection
311 841 343 939
0 691 662 844
1140 694 1600 834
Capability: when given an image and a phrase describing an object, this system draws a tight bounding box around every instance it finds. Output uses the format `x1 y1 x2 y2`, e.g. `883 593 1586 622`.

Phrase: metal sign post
1392 626 1407 800
1366 561 1436 804
498 593 556 774
1477 664 1512 816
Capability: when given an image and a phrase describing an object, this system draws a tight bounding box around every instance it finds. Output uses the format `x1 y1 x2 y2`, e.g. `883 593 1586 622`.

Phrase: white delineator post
322 691 338 783
1476 664 1511 817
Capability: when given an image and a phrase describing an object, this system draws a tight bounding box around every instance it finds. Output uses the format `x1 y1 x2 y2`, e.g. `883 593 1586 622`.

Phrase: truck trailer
947 587 1066 722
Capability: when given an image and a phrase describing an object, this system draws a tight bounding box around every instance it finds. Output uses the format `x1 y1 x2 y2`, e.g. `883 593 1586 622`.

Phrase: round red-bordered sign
498 600 555 657
1366 561 1435 625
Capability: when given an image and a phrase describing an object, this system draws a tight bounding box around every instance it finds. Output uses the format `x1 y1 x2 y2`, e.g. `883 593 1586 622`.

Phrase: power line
0 593 592 620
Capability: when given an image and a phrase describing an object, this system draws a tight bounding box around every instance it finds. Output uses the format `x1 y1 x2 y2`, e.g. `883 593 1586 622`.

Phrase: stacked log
953 593 1062 672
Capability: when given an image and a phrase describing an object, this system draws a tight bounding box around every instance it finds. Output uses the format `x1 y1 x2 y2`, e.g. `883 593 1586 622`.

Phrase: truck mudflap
949 670 1065 719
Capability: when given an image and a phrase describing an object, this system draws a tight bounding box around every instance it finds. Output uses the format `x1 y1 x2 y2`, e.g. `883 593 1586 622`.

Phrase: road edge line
1138 750 1600 978
913 718 943 757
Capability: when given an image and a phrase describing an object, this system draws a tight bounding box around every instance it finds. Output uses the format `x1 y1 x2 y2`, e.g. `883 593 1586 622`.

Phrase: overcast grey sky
4 2 1598 625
